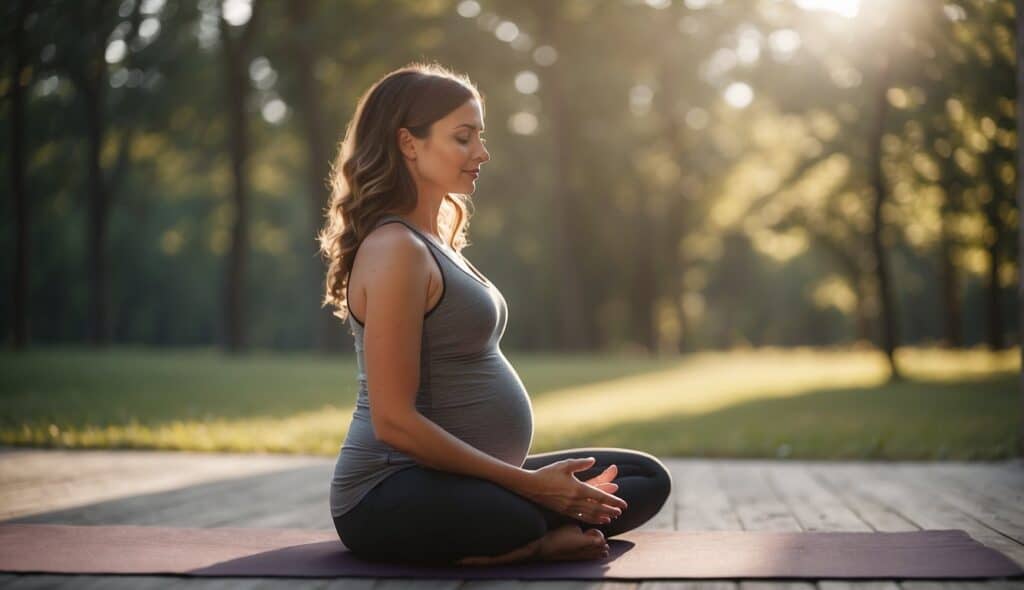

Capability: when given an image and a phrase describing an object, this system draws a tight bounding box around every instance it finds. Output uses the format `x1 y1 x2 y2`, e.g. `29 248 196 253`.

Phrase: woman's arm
358 225 532 494
378 406 533 492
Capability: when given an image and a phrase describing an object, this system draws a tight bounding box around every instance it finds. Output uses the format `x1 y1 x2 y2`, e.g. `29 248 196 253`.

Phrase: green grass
0 346 1019 460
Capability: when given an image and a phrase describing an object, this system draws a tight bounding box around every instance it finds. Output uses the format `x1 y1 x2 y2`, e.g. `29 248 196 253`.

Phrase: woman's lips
465 170 479 178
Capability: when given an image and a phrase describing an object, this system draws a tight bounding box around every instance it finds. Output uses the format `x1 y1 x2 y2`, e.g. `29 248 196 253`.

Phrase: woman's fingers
597 464 618 483
573 498 624 522
572 507 612 525
584 464 618 486
585 485 628 511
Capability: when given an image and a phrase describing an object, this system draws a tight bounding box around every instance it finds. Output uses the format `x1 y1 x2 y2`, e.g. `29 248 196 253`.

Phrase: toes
570 545 609 560
583 528 606 544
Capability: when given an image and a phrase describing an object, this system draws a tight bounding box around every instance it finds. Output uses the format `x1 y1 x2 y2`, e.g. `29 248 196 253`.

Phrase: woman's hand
583 463 619 494
516 457 628 525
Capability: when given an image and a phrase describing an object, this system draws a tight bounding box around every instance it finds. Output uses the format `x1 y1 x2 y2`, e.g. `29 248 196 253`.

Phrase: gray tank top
329 214 535 519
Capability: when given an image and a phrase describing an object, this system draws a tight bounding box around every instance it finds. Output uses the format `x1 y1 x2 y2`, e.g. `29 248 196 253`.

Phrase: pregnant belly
429 353 534 465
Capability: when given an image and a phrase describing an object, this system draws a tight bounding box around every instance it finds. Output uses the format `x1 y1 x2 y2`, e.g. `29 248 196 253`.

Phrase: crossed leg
333 446 672 565
457 447 673 565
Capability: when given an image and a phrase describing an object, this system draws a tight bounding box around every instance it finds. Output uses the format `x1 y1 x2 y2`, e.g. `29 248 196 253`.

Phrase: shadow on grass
0 348 678 428
537 373 1019 461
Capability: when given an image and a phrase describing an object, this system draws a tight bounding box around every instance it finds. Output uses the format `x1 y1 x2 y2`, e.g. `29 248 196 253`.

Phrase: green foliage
0 0 1017 352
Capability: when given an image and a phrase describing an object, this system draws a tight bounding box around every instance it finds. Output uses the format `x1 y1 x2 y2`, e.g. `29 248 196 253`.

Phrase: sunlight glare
514 70 539 94
794 0 860 19
736 26 761 64
724 82 754 108
768 29 801 60
222 0 252 27
456 0 481 18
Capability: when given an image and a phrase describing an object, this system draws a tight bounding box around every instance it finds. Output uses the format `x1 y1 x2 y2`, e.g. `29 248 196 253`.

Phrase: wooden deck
1 448 1022 589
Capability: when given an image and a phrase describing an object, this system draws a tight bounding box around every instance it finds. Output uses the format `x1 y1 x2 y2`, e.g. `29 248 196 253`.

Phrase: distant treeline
1 0 1018 373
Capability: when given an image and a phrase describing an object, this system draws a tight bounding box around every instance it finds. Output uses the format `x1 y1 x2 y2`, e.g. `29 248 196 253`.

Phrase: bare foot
535 523 609 562
455 523 609 566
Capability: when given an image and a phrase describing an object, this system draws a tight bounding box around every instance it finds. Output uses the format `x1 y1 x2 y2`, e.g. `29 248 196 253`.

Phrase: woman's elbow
371 409 417 447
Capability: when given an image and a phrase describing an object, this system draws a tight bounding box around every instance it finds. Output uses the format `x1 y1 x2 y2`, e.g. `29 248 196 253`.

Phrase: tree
44 0 141 346
530 0 591 351
7 0 35 349
283 0 341 353
218 0 260 353
866 34 902 380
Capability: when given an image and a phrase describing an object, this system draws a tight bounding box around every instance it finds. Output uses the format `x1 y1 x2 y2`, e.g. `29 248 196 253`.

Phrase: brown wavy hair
318 62 483 321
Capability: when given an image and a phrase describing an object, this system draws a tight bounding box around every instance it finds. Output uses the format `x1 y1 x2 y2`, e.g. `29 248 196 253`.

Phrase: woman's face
402 98 490 196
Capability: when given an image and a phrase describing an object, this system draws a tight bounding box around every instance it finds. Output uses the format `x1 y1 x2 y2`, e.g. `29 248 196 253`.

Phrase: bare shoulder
354 223 432 287
359 223 429 262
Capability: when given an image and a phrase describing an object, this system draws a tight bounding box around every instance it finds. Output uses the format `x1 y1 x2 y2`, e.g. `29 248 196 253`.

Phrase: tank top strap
374 214 492 287
375 214 446 252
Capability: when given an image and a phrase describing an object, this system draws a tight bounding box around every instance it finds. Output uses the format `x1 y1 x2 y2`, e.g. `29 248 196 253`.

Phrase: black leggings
332 447 673 565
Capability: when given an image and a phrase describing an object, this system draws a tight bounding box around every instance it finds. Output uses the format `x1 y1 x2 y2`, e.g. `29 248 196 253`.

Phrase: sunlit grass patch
0 346 1018 459
528 346 1019 435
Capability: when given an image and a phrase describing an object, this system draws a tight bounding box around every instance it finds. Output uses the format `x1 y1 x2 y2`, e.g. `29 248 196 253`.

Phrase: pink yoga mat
0 524 1021 580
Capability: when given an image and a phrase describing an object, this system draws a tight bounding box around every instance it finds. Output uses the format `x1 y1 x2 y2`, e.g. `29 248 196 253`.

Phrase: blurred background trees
2 0 1019 364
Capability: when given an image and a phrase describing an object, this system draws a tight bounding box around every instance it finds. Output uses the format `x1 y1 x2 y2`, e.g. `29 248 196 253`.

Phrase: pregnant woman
318 62 672 566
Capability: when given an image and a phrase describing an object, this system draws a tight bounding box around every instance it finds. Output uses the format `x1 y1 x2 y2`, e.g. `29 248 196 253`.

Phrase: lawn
0 346 1018 460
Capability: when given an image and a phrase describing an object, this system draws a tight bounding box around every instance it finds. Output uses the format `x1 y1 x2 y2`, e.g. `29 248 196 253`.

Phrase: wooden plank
738 581 815 590
809 464 917 532
821 463 1024 568
644 581 739 590
715 461 802 532
321 579 376 590
672 461 743 531
884 463 1024 545
927 464 1024 520
4 464 331 529
819 581 900 590
991 463 1024 489
765 462 872 532
0 449 325 521
6 454 1023 588
899 582 1023 590
499 582 604 590
935 463 1024 505
200 469 330 528
373 579 462 590
0 574 333 589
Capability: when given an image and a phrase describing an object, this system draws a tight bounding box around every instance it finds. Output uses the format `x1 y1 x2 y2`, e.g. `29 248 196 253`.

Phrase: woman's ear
397 128 417 161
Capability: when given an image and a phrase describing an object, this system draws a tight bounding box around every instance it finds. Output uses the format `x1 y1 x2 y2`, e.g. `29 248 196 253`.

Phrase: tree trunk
10 0 32 350
84 54 111 347
983 153 1007 351
219 3 259 353
656 45 692 356
983 208 1006 351
628 206 658 353
937 179 964 349
536 5 589 351
285 0 343 354
938 228 963 348
868 53 901 380
852 276 873 345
